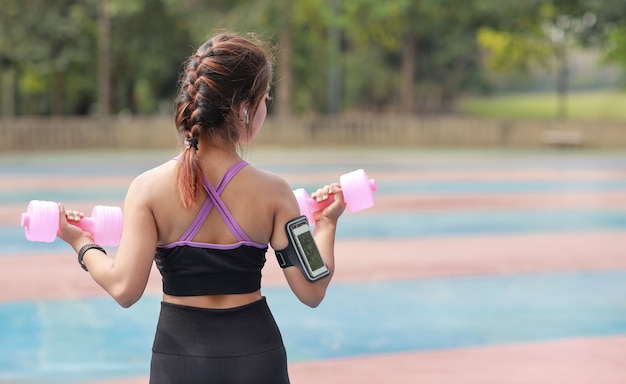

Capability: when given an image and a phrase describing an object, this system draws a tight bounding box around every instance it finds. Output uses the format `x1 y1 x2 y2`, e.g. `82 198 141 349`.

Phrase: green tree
603 28 626 71
0 0 95 116
588 0 626 85
3 0 625 118
476 0 626 118
106 0 191 114
341 0 490 114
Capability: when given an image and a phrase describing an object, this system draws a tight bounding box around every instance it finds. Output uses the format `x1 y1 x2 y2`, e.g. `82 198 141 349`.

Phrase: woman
57 32 346 383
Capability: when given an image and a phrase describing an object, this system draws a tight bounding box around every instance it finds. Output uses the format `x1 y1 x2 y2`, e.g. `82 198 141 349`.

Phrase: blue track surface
1 271 625 383
2 149 626 383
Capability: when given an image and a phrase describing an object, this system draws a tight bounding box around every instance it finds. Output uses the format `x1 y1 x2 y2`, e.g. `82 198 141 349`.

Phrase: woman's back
143 153 287 247
139 149 293 309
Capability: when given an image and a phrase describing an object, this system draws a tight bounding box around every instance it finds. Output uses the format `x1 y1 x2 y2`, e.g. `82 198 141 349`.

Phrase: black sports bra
154 160 268 296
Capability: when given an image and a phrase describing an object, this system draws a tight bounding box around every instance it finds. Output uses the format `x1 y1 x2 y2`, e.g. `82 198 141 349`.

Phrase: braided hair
174 33 273 207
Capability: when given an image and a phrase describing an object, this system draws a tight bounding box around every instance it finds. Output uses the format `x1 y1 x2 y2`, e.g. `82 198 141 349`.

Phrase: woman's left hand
56 203 93 248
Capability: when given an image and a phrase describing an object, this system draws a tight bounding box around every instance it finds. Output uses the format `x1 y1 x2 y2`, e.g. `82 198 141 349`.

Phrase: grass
458 90 626 122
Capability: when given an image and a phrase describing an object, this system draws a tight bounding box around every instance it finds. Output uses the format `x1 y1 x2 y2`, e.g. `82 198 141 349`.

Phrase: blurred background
1 1 626 383
1 0 626 149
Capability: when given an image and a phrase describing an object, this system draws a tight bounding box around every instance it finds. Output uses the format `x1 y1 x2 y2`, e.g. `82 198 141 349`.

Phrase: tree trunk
556 45 568 120
275 0 292 118
327 0 340 115
98 0 111 117
400 32 416 114
52 70 65 116
1 66 15 118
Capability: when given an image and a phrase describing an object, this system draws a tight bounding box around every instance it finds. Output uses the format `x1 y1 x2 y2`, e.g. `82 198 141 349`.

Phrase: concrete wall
1 115 625 151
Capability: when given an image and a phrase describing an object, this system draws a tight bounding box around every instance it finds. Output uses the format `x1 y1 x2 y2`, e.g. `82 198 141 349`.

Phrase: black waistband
152 297 284 358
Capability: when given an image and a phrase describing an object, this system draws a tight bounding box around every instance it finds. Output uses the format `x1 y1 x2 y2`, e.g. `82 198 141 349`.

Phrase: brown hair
174 32 273 207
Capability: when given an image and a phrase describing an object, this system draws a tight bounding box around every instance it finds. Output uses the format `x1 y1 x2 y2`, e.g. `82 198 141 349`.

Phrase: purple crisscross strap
177 160 250 243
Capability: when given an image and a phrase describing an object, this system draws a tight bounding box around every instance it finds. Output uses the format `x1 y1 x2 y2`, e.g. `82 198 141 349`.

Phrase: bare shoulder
242 165 301 221
236 165 300 221
243 165 293 197
126 160 176 201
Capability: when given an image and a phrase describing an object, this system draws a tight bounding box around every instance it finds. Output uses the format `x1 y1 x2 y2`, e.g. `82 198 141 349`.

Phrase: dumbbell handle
295 178 377 212
293 188 335 215
69 216 97 234
293 171 377 225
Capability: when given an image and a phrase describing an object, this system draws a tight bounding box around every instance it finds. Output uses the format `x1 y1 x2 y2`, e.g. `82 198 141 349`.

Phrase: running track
1 147 625 383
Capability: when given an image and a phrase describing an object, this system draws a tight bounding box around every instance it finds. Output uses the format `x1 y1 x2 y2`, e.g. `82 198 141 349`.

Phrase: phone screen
296 230 324 271
288 216 329 281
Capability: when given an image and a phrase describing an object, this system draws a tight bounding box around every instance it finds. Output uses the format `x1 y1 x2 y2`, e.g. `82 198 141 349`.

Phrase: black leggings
150 297 290 384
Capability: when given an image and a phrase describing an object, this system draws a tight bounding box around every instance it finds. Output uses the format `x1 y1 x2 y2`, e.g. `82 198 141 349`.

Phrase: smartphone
286 216 329 282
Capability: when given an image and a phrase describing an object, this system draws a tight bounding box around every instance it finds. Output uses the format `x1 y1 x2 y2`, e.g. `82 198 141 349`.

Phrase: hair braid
174 32 274 207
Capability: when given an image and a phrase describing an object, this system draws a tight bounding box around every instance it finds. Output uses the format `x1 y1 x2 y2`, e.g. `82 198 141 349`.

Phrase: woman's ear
239 103 249 123
242 100 253 124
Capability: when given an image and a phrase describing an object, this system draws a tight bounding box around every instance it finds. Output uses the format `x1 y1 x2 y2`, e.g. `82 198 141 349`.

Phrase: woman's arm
57 173 157 308
271 181 345 308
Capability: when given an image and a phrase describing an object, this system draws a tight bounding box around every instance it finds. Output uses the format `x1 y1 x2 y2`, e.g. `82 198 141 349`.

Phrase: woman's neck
195 137 242 166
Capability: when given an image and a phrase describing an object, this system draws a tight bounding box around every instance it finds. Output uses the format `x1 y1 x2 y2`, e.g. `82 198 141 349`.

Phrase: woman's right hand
311 183 346 225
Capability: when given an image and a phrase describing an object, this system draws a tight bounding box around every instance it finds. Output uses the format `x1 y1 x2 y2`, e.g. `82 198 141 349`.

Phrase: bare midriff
162 290 263 309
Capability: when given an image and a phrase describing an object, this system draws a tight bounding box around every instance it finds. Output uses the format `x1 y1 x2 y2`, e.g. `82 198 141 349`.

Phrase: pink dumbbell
293 169 377 224
20 200 123 246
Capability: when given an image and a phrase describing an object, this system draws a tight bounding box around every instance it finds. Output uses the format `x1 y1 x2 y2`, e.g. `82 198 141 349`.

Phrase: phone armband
274 215 330 282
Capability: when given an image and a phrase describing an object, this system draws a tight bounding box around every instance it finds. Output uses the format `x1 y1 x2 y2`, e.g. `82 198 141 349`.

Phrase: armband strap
275 244 297 269
78 243 106 272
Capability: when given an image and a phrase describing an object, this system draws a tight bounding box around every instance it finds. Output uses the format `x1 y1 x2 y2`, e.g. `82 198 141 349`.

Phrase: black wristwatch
77 243 106 272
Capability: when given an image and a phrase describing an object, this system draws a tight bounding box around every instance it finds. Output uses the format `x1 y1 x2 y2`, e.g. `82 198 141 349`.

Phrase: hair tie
185 137 199 151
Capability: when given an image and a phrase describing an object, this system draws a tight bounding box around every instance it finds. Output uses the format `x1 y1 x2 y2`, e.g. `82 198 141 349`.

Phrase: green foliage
603 27 626 68
1 0 626 117
341 0 409 51
108 0 192 113
0 0 97 114
18 68 47 95
477 27 553 71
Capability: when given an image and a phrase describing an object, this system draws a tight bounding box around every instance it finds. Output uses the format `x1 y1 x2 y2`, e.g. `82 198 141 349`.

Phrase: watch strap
78 243 106 272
